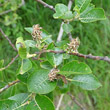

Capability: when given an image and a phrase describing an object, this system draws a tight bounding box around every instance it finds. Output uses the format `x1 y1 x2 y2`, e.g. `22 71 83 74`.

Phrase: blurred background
0 0 110 110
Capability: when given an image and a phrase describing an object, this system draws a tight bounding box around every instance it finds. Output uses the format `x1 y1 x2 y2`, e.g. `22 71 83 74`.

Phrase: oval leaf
40 61 53 70
80 8 106 23
72 74 102 90
59 61 92 75
35 94 55 110
25 27 33 33
8 93 29 104
27 69 56 94
46 43 63 67
75 0 91 13
20 59 32 74
25 40 36 48
53 4 74 20
62 23 73 34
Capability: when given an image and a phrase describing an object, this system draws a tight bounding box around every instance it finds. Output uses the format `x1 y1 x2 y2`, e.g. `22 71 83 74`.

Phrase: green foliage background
0 0 110 109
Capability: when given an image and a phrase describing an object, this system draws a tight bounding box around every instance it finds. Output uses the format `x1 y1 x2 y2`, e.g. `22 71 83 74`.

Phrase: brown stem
0 28 17 51
0 79 20 94
0 54 19 71
35 50 110 63
68 93 86 110
36 0 55 11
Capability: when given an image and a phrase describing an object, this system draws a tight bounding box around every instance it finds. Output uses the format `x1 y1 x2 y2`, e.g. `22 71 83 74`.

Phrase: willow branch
0 54 19 71
0 28 17 51
36 0 55 11
68 93 86 110
35 50 110 63
0 79 20 94
0 0 25 16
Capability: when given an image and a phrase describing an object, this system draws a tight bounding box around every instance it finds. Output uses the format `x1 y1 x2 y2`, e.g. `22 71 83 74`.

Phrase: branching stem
0 79 20 94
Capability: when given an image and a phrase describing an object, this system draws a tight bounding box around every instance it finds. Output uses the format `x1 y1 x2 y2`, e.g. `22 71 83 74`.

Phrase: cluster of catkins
48 68 60 81
67 37 80 53
32 24 42 41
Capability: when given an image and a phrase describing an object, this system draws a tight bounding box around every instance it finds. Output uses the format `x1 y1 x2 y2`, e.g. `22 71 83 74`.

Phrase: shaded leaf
20 59 32 74
62 23 73 34
55 40 68 48
40 61 53 70
46 43 63 67
41 29 53 44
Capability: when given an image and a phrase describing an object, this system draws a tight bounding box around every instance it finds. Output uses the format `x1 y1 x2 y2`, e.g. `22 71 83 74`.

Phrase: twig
56 94 64 110
0 54 19 71
35 50 110 63
57 0 73 42
0 28 17 51
36 0 55 11
68 32 73 41
68 93 86 110
0 0 25 16
0 79 20 94
57 22 64 42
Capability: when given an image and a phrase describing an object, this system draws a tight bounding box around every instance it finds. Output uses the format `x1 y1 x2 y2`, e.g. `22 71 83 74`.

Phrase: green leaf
0 93 30 110
26 101 39 110
80 8 106 23
40 61 53 70
25 27 33 33
75 0 91 13
53 4 74 20
55 40 68 48
41 29 53 44
80 3 95 15
62 23 73 34
0 100 20 110
25 40 36 48
16 37 27 59
25 27 53 44
59 84 70 94
27 69 56 94
47 43 63 67
8 93 29 104
47 52 63 68
20 59 32 74
35 94 55 110
59 61 92 75
18 47 27 59
16 37 25 50
72 74 102 90
46 43 63 67
17 72 28 83
60 11 74 20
